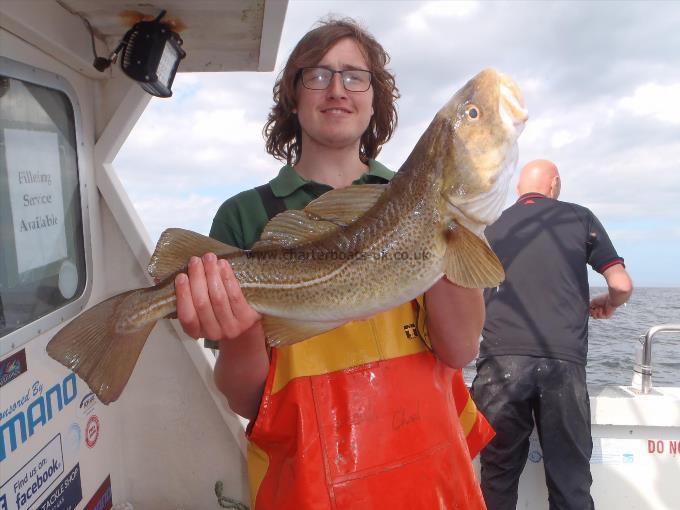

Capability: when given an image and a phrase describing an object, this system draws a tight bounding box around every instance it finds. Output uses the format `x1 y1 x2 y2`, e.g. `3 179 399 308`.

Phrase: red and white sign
86 414 100 448
647 439 679 455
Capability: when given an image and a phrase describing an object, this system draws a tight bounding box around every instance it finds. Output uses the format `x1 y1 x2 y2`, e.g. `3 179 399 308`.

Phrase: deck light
94 10 185 98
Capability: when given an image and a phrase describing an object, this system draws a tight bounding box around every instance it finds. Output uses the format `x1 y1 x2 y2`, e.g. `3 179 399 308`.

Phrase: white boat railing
632 323 680 394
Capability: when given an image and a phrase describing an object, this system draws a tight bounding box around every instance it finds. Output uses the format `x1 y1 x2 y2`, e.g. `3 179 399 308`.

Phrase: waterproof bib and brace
247 298 491 509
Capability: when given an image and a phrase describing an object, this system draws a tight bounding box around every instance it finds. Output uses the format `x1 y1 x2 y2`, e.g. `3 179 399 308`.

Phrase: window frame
0 56 92 356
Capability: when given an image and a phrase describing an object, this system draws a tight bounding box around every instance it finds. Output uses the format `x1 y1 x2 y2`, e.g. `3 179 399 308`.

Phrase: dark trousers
471 356 594 510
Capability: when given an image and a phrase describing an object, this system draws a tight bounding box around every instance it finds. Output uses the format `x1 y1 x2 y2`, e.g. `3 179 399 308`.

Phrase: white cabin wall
2 10 250 509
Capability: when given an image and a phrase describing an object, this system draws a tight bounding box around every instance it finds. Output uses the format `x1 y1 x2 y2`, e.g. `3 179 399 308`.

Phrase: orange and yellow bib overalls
247 298 493 509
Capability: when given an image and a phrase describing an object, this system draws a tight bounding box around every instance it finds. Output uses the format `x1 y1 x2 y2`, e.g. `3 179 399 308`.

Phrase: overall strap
255 183 287 220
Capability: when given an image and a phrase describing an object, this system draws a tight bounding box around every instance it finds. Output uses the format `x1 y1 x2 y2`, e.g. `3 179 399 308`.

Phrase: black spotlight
95 11 186 98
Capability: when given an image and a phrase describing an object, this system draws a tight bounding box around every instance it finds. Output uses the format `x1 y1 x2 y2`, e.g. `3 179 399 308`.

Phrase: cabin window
0 67 87 350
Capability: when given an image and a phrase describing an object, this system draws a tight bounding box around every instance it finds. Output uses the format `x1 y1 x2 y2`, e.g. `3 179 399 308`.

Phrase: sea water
464 287 680 388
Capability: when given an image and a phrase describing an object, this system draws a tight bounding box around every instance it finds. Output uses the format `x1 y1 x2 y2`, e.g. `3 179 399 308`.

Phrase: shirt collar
516 192 548 204
269 159 393 198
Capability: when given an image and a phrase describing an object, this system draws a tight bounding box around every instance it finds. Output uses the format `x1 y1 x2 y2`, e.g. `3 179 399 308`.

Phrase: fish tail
46 289 156 405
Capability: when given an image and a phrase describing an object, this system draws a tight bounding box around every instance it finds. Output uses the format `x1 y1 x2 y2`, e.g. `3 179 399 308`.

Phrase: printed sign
84 476 112 510
0 350 27 388
36 463 82 510
647 439 679 455
0 434 64 510
5 128 67 274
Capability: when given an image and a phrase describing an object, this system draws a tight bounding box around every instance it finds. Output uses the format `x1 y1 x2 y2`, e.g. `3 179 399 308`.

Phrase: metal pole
632 324 680 394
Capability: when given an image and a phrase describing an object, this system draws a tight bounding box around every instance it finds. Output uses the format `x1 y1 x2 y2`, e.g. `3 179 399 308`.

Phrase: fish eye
466 105 480 120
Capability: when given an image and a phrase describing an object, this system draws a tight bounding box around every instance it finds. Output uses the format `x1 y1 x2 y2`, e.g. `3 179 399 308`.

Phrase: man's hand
589 293 618 319
591 264 633 320
175 252 261 341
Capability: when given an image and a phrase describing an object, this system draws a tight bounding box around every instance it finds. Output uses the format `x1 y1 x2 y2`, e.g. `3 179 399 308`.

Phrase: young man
176 18 491 509
472 159 633 510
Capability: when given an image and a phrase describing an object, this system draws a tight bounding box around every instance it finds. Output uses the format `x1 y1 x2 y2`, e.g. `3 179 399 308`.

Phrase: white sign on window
5 128 67 274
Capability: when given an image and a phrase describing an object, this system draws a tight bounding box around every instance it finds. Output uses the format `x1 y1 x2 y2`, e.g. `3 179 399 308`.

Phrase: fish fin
148 228 240 282
304 184 387 224
444 222 505 288
46 290 156 404
252 184 387 249
251 211 339 250
262 315 346 347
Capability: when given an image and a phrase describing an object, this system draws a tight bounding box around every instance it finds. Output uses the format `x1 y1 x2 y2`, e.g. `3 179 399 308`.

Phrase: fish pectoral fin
252 184 387 250
148 228 240 282
444 222 505 288
262 316 346 347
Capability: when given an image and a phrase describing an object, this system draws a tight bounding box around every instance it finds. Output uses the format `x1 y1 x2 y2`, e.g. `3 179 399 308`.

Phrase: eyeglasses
299 67 373 92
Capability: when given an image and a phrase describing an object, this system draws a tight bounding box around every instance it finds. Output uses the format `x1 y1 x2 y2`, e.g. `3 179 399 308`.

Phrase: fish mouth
499 73 528 133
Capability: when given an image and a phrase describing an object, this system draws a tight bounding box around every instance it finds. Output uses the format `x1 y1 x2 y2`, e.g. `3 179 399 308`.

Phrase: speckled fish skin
134 69 527 325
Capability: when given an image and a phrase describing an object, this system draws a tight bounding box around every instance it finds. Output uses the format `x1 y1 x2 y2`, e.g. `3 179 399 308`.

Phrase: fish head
435 68 528 234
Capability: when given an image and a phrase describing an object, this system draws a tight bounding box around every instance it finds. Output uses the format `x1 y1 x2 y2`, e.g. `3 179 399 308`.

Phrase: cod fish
47 68 528 404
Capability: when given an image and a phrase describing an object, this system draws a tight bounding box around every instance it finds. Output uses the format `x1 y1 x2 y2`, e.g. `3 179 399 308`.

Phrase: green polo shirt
209 159 394 249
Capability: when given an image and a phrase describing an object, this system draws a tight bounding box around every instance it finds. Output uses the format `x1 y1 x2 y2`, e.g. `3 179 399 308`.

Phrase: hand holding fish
175 253 261 341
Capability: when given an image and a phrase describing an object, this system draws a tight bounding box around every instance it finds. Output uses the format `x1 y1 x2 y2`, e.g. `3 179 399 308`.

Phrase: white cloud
405 1 479 31
618 82 680 124
519 77 545 95
516 105 597 150
191 108 263 144
550 125 593 149
132 193 221 241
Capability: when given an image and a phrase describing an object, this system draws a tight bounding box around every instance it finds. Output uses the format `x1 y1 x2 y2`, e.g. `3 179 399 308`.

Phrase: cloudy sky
115 0 680 287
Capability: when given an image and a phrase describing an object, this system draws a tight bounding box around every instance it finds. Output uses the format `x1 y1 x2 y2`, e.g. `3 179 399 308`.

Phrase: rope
215 481 249 510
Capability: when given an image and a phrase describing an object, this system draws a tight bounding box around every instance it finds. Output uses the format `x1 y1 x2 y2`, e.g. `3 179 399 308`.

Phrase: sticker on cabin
84 475 112 510
0 374 78 463
85 415 100 449
78 393 97 418
591 438 640 465
4 128 67 275
0 349 27 388
0 433 64 510
36 463 82 510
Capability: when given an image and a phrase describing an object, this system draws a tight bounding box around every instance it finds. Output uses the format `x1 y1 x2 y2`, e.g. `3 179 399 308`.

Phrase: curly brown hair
263 17 400 165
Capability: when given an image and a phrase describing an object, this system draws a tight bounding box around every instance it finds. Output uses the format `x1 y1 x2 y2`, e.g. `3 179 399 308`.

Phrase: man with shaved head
472 159 633 509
